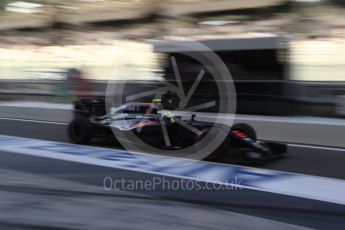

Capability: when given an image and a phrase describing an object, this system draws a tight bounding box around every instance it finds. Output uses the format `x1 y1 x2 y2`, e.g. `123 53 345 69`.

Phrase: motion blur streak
0 0 345 230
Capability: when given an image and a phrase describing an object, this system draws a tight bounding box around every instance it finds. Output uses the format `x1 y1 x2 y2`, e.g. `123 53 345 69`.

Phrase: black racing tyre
68 118 93 144
231 123 257 140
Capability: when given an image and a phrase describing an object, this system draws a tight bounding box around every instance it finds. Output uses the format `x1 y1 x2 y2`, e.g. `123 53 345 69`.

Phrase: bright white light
5 1 42 14
81 0 104 2
293 0 322 3
199 20 239 26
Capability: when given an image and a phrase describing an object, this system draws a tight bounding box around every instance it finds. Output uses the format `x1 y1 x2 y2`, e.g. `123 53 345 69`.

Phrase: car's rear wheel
68 118 93 144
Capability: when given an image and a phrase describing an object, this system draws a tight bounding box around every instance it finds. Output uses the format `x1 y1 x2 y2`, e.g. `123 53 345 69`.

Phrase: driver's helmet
162 111 175 123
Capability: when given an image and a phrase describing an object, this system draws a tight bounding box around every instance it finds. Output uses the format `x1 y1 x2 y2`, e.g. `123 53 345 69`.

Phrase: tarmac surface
0 117 344 230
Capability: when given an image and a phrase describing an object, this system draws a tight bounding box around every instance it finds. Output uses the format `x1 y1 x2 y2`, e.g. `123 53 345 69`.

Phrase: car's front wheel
231 123 257 140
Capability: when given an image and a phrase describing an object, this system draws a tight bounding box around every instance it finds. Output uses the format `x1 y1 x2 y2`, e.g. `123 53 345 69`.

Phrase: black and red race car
68 99 287 164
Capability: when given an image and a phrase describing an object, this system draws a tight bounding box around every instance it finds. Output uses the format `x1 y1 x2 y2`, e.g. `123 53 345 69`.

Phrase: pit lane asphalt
0 117 344 180
0 118 344 229
1 148 345 230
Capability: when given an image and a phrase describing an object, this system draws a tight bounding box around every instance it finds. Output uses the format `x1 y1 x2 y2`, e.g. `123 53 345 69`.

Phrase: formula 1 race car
68 99 287 164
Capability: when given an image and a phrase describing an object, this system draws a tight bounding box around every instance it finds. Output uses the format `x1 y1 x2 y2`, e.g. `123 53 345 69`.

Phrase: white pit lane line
1 116 345 152
0 134 344 206
0 116 68 125
288 144 345 152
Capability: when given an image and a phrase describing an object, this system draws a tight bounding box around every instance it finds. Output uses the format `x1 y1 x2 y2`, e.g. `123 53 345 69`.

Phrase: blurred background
0 0 344 145
0 2 345 230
